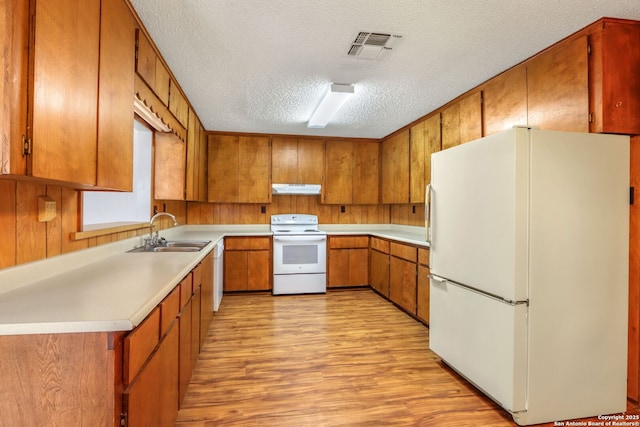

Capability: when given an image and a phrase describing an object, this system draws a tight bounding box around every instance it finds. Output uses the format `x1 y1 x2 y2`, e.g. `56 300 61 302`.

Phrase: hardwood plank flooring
176 289 638 427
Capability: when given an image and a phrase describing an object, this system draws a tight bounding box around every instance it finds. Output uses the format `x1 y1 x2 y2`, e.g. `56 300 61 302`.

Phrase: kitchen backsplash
0 180 424 269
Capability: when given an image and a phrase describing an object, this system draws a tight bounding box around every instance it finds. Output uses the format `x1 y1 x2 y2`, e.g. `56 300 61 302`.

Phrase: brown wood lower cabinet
370 237 390 297
125 322 179 427
389 242 417 315
0 254 214 427
224 236 272 291
416 247 430 324
328 235 369 288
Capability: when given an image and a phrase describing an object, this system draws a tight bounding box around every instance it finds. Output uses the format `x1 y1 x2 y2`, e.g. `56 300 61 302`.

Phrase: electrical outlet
340 205 345 213
37 196 56 222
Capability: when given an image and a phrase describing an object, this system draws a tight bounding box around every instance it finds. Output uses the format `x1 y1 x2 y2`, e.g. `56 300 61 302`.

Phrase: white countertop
0 224 426 336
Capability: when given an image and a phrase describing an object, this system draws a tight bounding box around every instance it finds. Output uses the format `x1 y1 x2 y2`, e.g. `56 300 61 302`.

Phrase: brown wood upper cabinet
588 19 640 135
2 0 135 190
154 132 187 200
381 130 410 204
272 137 324 185
136 29 170 107
482 65 528 136
527 36 589 132
169 80 189 128
409 114 441 203
441 91 482 150
208 135 272 203
485 18 640 135
185 108 208 201
324 140 379 204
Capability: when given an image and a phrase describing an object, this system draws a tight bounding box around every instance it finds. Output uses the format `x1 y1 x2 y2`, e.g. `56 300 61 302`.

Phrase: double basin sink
128 240 211 253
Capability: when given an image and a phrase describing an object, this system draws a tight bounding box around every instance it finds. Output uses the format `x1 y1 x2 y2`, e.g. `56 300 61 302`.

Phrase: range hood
272 183 322 195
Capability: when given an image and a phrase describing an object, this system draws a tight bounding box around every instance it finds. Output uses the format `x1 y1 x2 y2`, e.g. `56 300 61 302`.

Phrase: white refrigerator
427 127 629 425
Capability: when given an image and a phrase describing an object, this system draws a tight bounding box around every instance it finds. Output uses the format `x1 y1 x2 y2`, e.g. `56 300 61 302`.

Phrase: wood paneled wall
0 178 403 271
0 179 182 271
390 204 425 227
186 196 390 225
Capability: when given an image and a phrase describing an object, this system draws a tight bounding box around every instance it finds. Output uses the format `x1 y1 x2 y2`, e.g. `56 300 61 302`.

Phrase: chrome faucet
146 212 178 248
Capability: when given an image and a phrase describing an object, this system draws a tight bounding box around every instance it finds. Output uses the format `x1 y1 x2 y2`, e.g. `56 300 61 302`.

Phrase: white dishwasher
213 239 224 311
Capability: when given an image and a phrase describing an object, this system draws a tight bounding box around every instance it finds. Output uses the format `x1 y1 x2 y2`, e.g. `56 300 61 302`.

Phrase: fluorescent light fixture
307 83 354 128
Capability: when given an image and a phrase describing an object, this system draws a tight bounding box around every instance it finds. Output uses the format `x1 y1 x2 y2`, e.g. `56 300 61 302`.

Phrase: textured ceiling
129 0 640 139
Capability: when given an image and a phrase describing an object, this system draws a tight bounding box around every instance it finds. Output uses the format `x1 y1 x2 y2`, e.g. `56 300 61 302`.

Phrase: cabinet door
96 0 135 191
178 296 192 405
324 140 353 204
135 29 155 91
409 120 426 203
527 35 588 132
381 130 410 204
185 108 202 201
191 287 201 365
30 0 100 185
198 123 208 201
126 323 179 427
423 114 441 187
409 115 441 202
390 257 417 315
248 250 271 291
348 248 369 286
224 250 248 291
328 248 349 287
352 141 380 204
297 139 324 184
199 253 214 347
208 135 239 202
370 249 389 297
169 81 189 127
238 136 271 203
417 264 430 324
589 21 640 135
154 132 186 200
442 91 482 150
272 137 298 183
483 65 528 137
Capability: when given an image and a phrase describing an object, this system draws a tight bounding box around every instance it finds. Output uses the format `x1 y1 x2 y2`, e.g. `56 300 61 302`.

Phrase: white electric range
270 214 327 295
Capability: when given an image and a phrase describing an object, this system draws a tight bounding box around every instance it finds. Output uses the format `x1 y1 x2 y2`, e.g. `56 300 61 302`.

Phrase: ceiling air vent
347 31 403 60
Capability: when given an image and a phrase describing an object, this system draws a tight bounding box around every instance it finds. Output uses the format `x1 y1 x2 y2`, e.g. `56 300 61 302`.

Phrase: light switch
38 196 56 222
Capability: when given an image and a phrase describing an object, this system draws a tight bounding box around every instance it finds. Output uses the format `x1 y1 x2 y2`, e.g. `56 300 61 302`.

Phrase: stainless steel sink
164 240 210 248
128 240 211 253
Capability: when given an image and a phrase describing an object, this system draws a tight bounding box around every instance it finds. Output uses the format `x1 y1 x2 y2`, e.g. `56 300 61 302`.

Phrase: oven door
273 234 327 275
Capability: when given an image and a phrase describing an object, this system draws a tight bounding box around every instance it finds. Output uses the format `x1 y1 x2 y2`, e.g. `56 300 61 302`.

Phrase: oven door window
273 238 327 275
283 244 318 265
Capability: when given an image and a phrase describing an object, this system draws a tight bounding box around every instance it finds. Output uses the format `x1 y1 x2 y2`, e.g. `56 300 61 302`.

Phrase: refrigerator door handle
429 273 447 284
425 184 432 246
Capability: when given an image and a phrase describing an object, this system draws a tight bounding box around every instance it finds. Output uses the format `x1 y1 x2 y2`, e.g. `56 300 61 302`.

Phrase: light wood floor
176 289 637 427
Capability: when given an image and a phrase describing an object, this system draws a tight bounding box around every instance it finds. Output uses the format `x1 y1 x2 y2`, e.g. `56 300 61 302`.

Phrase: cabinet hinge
588 112 594 123
120 412 127 427
587 43 592 55
22 135 32 156
631 187 635 206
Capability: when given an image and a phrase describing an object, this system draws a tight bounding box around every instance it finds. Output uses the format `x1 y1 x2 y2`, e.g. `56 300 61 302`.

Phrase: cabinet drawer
225 237 271 250
418 247 430 266
180 274 193 308
390 242 417 262
329 236 369 249
370 237 390 253
160 285 180 336
124 307 160 384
